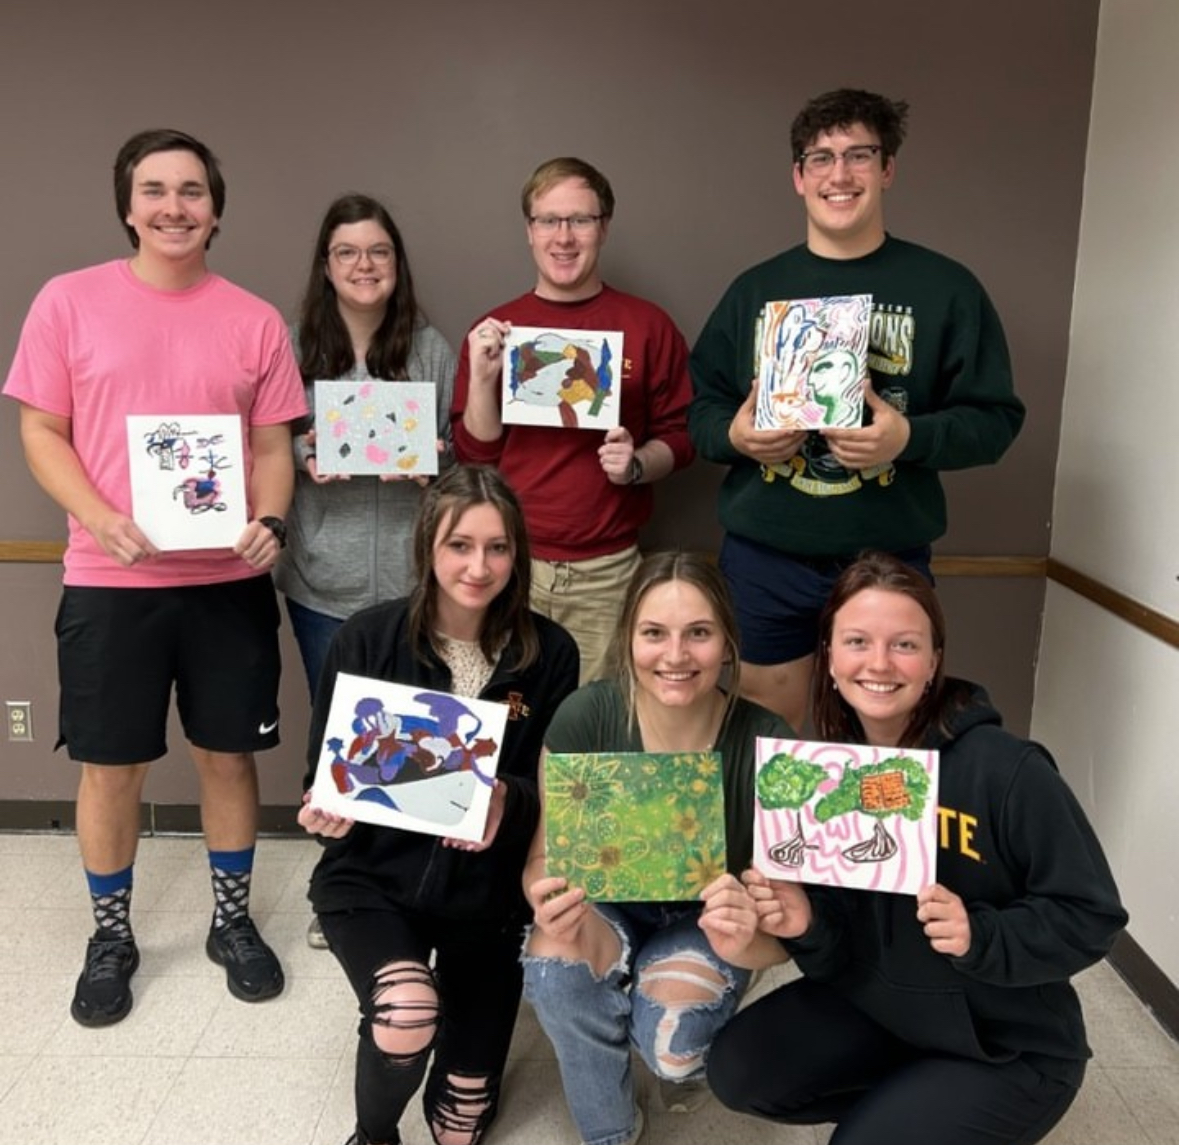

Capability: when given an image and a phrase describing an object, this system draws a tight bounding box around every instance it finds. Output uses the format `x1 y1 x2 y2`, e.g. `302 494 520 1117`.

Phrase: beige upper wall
1052 0 1179 618
1035 0 1179 983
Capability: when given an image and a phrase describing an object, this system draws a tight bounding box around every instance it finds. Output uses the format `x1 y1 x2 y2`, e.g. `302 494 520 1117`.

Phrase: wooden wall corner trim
1046 557 1179 650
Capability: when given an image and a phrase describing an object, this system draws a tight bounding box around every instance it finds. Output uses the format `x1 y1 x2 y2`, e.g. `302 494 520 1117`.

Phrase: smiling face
526 176 608 302
124 149 218 284
827 588 940 745
431 502 515 638
792 124 894 259
631 580 727 711
325 219 397 317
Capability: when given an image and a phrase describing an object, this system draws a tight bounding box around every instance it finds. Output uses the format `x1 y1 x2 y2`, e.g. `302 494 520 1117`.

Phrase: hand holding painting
915 882 971 956
696 872 764 968
738 867 812 939
597 424 637 484
467 317 511 388
727 380 808 465
92 508 160 568
302 427 351 484
441 777 507 852
296 790 353 839
821 379 912 469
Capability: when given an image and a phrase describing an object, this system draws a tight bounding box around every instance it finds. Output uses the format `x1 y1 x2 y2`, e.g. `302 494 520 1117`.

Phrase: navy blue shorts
719 535 933 665
54 575 282 764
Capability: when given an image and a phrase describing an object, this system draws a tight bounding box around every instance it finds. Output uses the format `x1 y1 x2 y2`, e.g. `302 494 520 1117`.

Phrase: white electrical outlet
6 701 33 742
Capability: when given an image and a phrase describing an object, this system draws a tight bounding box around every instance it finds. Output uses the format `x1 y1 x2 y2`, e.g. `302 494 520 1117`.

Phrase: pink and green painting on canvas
753 738 939 895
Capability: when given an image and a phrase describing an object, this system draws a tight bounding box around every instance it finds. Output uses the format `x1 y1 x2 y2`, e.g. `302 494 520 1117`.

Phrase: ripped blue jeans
522 902 750 1145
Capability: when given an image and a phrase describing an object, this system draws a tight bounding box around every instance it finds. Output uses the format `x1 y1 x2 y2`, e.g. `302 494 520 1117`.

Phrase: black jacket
786 682 1127 1084
306 598 579 925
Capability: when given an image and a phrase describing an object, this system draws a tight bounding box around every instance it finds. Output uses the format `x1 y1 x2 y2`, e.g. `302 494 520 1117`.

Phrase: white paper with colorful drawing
501 326 623 430
126 414 247 550
754 294 871 431
309 673 509 842
753 736 939 895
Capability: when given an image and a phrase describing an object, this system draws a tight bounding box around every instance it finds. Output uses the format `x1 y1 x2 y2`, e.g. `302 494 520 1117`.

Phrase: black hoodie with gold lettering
785 682 1127 1086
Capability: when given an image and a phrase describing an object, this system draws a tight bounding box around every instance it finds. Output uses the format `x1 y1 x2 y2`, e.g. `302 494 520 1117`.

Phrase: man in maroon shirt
452 157 694 682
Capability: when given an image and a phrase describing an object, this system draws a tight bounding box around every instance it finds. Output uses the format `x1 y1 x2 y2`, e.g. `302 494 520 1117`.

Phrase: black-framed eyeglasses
798 145 884 175
527 214 603 234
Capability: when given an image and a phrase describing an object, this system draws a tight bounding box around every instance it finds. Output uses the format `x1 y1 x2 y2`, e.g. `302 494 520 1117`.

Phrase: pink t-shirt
4 259 307 587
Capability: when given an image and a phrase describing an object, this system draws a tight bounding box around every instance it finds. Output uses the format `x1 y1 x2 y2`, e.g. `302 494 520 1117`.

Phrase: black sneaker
70 934 140 1027
205 916 284 1002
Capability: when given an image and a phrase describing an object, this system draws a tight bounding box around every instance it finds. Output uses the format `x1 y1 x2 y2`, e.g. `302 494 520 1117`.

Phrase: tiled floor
0 834 1175 1145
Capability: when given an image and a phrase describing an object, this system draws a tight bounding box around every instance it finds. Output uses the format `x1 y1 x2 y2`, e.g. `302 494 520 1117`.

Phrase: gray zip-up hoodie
274 324 456 619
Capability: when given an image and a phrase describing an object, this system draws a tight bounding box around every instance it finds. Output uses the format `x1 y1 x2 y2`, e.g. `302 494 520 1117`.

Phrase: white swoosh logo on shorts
258 718 279 735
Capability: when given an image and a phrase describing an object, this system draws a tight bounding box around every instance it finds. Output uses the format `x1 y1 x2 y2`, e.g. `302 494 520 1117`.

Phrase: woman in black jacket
707 551 1127 1145
298 464 579 1145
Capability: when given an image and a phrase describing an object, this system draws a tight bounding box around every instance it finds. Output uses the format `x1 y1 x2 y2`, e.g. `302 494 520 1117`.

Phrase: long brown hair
611 551 742 730
296 193 420 384
812 552 961 747
407 466 538 671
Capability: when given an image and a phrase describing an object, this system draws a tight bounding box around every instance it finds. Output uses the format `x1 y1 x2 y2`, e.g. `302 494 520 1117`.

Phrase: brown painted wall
0 0 1100 808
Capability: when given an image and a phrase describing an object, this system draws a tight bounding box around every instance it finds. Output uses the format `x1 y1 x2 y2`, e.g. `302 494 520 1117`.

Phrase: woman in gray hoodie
275 192 456 698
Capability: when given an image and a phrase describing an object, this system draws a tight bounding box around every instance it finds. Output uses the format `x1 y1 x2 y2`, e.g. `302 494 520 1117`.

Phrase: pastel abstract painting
544 751 725 902
126 414 247 550
314 380 438 476
754 294 872 430
502 326 623 430
310 673 509 842
753 738 939 895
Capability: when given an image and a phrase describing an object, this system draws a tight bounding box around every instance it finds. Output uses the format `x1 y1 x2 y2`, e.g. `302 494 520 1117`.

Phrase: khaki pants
530 545 641 684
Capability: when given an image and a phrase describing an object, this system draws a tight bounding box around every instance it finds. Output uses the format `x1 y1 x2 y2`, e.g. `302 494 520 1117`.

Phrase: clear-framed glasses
327 244 396 265
798 144 883 175
527 214 603 235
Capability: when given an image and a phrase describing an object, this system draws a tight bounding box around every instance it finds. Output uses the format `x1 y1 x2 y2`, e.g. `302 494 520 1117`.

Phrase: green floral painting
544 751 727 902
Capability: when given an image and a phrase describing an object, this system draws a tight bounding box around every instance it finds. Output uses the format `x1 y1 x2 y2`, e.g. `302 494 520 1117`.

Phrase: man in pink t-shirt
3 129 307 1027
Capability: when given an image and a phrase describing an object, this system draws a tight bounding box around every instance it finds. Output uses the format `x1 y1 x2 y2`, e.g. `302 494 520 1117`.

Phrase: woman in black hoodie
298 464 579 1145
707 551 1127 1145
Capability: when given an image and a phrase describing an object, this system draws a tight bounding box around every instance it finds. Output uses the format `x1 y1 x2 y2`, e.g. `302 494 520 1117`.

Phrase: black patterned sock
85 865 133 941
208 846 255 930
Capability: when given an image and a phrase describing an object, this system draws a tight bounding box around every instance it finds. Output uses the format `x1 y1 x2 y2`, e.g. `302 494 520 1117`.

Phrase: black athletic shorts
54 575 282 763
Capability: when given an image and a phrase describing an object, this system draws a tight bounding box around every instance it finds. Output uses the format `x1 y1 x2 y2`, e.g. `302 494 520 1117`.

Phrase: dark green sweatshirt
689 237 1025 556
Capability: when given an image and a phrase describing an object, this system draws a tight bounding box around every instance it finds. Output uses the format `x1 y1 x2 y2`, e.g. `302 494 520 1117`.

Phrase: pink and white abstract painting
753 737 939 895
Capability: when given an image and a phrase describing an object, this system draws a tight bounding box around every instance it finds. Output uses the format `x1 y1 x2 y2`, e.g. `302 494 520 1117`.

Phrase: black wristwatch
628 454 645 485
257 516 287 548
